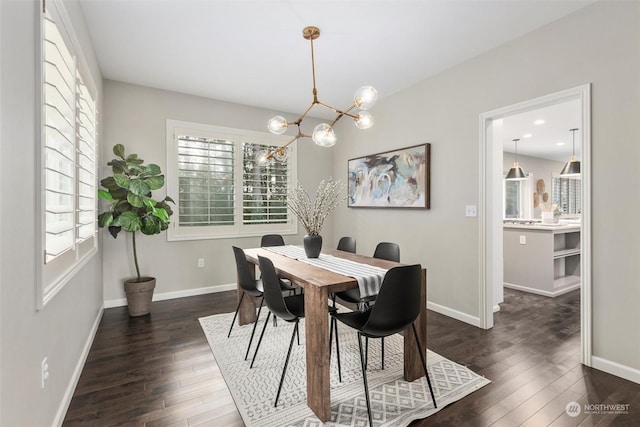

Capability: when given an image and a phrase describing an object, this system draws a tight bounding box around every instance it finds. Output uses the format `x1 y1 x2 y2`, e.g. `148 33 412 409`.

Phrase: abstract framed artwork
348 143 431 209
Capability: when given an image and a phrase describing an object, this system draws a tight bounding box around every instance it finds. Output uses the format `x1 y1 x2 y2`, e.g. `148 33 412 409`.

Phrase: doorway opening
478 84 592 366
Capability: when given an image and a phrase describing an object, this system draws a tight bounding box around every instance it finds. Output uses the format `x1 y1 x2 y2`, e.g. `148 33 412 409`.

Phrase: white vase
541 211 557 224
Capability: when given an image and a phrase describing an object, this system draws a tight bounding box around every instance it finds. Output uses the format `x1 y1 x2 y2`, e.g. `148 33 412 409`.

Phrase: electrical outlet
41 357 50 389
465 205 477 217
198 258 205 268
520 235 526 245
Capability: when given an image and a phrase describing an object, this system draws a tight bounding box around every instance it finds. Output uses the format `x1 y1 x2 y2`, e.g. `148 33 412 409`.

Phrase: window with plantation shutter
177 135 235 227
38 0 98 308
167 121 297 240
242 142 289 225
76 75 97 242
44 10 76 261
552 175 581 215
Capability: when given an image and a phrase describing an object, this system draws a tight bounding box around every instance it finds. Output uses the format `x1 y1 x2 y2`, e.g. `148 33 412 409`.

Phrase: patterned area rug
200 310 489 426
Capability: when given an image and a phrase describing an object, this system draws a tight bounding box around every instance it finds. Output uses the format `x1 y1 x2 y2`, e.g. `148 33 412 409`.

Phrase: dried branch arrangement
287 178 346 236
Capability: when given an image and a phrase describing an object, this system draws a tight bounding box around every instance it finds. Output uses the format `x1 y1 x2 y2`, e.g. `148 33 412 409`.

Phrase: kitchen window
503 173 533 219
552 175 581 215
166 120 296 240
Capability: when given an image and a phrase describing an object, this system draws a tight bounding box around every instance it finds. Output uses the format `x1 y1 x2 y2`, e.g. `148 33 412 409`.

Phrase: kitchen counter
503 224 581 297
503 223 581 232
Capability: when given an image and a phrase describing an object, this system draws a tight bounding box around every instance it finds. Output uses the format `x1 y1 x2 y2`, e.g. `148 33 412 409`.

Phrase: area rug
199 310 489 426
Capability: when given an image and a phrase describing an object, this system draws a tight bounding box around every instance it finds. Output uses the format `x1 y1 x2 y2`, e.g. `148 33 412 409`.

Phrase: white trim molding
479 84 592 367
53 305 104 427
427 301 481 328
503 282 581 298
592 356 640 385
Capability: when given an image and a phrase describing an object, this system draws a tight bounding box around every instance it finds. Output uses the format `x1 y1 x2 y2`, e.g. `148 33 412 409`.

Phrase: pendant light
506 138 526 180
560 128 580 176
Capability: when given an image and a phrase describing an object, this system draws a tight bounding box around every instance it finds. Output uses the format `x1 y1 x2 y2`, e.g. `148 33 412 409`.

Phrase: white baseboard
503 282 581 298
53 305 104 427
592 356 640 385
427 300 481 328
104 283 237 308
493 304 501 313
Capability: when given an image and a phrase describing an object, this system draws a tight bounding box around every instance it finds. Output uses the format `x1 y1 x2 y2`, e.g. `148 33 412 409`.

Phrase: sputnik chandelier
263 26 377 162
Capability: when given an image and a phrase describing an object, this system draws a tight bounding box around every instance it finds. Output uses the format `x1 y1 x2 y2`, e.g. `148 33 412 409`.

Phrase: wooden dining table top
243 246 402 293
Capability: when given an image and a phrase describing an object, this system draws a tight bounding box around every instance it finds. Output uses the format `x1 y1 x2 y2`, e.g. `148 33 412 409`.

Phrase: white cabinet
503 224 580 297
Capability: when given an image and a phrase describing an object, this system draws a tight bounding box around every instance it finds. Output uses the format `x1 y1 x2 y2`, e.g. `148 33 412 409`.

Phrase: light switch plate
520 235 526 245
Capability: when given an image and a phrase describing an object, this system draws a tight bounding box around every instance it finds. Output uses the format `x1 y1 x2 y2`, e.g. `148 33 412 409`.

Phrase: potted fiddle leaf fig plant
98 144 174 316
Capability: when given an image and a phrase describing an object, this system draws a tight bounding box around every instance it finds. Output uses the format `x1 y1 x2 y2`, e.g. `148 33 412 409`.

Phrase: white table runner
263 245 388 298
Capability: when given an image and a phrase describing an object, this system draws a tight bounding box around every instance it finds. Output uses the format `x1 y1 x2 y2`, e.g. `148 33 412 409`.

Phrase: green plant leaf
146 175 164 190
156 201 173 217
113 210 141 232
114 200 133 214
141 215 162 235
127 192 145 208
127 165 143 176
100 176 119 191
109 187 129 201
143 198 157 209
164 195 175 204
129 179 150 197
145 164 161 176
107 159 127 174
113 174 130 188
113 144 125 159
126 154 144 165
97 189 113 202
108 225 121 238
152 207 169 222
98 212 113 227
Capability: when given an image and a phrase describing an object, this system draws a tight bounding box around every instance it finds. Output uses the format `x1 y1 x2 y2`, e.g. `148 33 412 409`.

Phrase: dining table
237 246 428 422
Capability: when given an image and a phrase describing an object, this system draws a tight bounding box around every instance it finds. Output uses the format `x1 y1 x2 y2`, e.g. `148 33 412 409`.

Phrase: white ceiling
80 0 594 120
502 99 582 162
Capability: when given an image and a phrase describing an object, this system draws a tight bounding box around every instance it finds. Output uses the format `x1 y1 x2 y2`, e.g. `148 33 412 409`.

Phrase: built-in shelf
554 248 581 258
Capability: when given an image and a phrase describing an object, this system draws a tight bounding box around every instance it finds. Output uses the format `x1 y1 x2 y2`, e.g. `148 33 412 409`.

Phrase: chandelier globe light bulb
267 116 288 135
353 86 378 111
312 123 337 147
354 111 374 129
274 147 289 162
256 150 270 165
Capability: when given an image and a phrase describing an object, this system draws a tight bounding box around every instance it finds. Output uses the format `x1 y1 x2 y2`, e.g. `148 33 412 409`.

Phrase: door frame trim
478 84 591 366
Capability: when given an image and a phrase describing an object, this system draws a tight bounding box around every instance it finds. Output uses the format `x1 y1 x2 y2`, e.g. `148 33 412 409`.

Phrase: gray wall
332 1 640 374
0 1 104 426
101 80 335 303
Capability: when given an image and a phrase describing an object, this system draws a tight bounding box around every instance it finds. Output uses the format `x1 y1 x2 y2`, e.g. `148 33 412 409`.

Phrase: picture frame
347 143 431 209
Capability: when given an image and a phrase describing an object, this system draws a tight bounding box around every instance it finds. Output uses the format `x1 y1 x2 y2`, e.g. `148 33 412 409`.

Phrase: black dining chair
332 241 400 370
228 246 267 361
260 234 285 247
337 236 356 253
373 241 400 263
260 234 298 295
331 264 437 426
252 255 342 406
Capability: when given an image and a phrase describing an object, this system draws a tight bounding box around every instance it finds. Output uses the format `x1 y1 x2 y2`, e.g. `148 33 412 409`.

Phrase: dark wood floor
63 288 640 426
